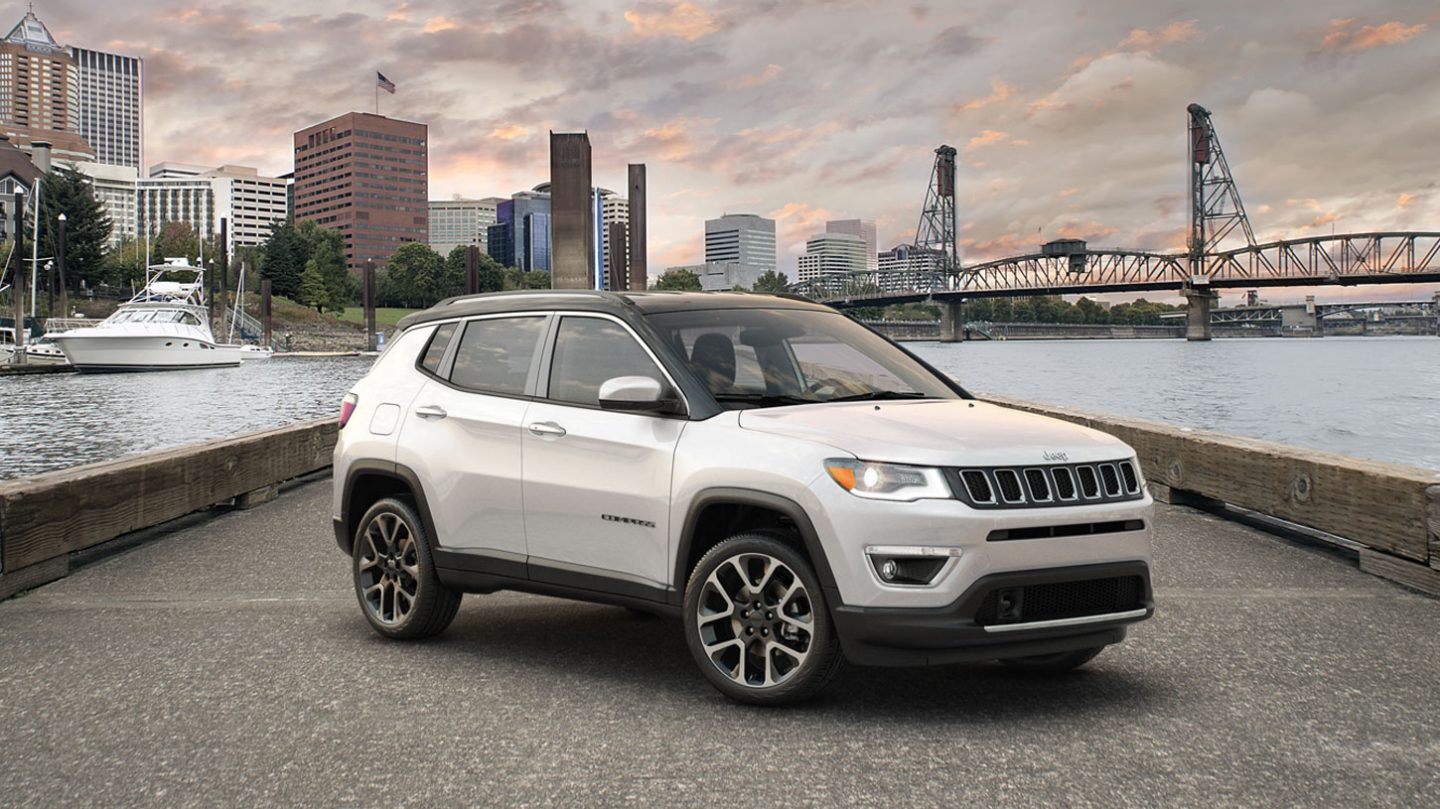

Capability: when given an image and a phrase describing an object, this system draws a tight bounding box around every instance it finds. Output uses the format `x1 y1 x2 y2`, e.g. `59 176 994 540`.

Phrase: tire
998 645 1104 673
352 496 461 640
683 533 842 706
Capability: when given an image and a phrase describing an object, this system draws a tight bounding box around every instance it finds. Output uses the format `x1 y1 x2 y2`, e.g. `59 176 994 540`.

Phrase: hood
738 399 1133 467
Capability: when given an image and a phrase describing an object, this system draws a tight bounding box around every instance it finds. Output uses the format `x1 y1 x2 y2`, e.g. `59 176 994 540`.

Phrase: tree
296 264 330 312
652 268 702 291
752 270 790 294
101 237 147 288
381 242 446 307
37 167 112 289
304 230 351 313
442 245 504 297
501 267 550 290
260 220 307 300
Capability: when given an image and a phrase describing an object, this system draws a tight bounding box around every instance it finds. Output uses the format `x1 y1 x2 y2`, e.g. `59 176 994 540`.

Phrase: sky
24 0 1440 302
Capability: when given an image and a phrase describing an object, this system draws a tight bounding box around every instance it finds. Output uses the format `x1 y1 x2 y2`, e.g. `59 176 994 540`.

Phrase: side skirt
434 549 680 619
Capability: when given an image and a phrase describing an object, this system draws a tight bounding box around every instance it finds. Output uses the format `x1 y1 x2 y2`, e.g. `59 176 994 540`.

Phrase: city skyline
17 0 1440 300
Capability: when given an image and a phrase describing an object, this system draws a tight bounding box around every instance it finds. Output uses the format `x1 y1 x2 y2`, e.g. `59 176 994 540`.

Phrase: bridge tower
915 145 963 339
1184 104 1256 340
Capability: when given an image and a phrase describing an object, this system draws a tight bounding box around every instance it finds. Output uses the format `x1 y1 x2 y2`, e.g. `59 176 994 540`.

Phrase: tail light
339 392 358 428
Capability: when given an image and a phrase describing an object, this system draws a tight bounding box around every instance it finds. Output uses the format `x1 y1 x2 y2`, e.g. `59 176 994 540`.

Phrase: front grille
975 575 1145 626
948 460 1144 509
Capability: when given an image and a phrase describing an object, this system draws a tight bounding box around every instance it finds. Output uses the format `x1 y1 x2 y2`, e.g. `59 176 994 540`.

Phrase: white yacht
23 334 68 365
49 260 242 372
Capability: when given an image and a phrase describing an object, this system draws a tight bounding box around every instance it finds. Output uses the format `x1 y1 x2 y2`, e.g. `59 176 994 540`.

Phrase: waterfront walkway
1 480 1436 806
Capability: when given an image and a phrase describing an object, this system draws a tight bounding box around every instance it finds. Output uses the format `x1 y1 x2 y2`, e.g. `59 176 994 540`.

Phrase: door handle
527 421 566 437
414 404 447 419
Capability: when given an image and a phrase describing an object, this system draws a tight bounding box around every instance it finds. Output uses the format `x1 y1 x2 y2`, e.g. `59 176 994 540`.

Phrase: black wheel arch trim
673 487 840 606
337 460 441 555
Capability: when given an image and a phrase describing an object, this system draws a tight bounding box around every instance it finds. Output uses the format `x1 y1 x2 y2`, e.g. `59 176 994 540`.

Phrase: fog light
865 545 962 586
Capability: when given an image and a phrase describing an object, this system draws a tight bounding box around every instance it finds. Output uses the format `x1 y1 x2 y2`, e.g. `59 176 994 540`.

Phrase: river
2 336 1437 480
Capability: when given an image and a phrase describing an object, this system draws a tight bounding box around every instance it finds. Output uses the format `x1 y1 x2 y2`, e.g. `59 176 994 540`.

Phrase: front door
522 315 685 591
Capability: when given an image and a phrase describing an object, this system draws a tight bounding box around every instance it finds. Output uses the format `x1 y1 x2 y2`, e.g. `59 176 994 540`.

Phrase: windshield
648 307 960 409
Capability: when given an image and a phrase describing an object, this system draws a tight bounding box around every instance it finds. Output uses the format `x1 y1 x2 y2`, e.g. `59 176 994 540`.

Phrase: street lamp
56 212 67 318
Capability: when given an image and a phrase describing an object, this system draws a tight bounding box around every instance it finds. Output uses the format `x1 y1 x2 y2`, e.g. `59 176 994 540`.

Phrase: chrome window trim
982 607 1150 634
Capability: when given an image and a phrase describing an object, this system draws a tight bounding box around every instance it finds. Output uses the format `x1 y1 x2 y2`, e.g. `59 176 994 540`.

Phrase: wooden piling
363 259 376 352
464 245 479 295
261 278 273 347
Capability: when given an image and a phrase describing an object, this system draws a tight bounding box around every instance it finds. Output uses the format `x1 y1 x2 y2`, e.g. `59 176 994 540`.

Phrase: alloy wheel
357 511 420 625
695 553 814 687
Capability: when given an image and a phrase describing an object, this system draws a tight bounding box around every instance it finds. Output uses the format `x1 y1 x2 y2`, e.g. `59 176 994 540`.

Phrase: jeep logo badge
1043 451 1069 462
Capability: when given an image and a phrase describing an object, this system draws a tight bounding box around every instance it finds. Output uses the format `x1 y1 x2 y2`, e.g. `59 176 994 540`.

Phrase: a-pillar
1183 284 1216 341
939 299 965 343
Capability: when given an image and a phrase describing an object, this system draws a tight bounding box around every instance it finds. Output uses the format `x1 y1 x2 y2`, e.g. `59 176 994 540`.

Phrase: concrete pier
938 299 965 342
1182 284 1216 341
0 480 1436 805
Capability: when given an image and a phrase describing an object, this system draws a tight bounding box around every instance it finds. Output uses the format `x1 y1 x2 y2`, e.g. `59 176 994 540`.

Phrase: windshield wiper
712 392 819 406
827 391 935 402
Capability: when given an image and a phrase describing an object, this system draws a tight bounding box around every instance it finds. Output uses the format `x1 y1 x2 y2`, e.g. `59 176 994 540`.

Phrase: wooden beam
0 420 337 575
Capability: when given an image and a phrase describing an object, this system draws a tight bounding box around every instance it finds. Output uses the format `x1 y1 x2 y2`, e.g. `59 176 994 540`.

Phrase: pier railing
0 419 336 598
1 403 1437 600
984 395 1440 595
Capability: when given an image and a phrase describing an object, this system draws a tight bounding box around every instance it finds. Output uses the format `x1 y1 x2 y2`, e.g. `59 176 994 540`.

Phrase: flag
376 72 396 94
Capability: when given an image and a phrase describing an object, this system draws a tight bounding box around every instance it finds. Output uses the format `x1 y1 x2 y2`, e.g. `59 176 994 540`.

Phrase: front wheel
998 646 1104 673
352 497 461 640
683 534 842 705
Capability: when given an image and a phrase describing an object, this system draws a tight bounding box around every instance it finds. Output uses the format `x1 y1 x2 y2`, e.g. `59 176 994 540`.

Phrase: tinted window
648 308 957 409
419 322 457 375
449 316 546 395
547 317 664 407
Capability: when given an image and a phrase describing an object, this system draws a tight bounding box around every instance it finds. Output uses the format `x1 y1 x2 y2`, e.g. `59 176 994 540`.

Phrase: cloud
955 78 1016 112
624 1 720 41
489 124 532 140
928 24 985 57
965 129 1010 150
1395 193 1414 209
736 64 783 88
1320 19 1426 52
1119 20 1200 51
423 16 459 33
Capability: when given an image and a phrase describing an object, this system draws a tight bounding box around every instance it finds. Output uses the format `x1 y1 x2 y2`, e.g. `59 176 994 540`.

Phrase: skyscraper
0 12 94 164
826 219 878 271
293 112 428 271
488 186 551 272
598 189 628 288
705 214 776 273
72 46 143 169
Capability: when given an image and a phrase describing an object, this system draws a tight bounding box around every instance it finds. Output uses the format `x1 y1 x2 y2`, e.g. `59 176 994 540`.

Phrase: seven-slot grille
946 460 1144 509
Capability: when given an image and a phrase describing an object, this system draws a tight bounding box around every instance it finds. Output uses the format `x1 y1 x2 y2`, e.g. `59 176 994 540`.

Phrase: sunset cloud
1320 19 1426 52
736 64 783 88
624 1 720 41
955 78 1016 112
966 129 1010 150
1395 193 1414 209
1119 20 1200 51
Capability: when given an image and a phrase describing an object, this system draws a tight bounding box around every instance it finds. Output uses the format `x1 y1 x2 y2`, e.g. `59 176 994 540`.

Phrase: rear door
396 314 550 563
521 314 686 592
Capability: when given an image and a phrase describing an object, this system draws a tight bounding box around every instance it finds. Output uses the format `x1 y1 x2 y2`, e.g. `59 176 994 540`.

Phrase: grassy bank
336 307 418 328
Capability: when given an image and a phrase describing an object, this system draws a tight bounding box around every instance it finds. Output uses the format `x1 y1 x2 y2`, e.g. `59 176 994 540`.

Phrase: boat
23 334 68 365
1 326 16 363
239 344 274 360
49 259 243 372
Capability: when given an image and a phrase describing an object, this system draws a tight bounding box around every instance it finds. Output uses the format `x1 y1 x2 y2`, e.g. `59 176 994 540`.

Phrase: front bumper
831 561 1153 666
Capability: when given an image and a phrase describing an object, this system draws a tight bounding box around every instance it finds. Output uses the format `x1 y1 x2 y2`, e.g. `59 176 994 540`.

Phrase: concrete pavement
1 480 1437 807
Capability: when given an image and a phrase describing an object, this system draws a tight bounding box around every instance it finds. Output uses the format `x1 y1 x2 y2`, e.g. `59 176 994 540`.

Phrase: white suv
332 291 1153 704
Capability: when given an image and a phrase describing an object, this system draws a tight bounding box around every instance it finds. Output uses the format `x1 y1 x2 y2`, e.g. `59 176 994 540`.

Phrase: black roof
396 290 830 331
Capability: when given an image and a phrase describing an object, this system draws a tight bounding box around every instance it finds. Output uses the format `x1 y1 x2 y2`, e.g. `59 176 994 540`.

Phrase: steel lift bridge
805 104 1440 341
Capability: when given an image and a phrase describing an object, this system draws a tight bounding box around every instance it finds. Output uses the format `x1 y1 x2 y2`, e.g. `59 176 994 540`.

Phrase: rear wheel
998 646 1104 672
683 534 842 705
352 497 461 640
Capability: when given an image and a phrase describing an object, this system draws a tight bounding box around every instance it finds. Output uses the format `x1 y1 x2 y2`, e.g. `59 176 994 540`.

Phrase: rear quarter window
418 322 458 375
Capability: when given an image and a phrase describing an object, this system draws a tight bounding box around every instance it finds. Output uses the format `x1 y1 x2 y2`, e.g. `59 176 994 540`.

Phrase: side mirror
597 375 679 414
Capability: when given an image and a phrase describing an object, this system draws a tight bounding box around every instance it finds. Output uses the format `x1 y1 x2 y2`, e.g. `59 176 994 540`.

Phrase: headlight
824 459 951 502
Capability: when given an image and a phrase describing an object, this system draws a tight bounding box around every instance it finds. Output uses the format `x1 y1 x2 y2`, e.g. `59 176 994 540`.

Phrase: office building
598 189 627 289
796 231 867 288
670 261 766 292
826 219 877 271
878 244 946 291
705 214 776 273
0 12 95 164
72 46 143 169
293 111 428 271
75 161 138 249
488 186 551 272
429 197 502 256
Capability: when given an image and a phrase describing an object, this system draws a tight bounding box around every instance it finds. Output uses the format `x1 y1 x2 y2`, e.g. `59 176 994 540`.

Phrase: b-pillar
939 299 965 343
1183 281 1216 341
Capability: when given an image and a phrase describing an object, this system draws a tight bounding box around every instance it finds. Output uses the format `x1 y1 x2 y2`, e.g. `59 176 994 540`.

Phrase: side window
547 317 664 407
419 322 457 375
449 316 546 395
